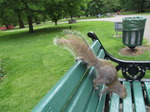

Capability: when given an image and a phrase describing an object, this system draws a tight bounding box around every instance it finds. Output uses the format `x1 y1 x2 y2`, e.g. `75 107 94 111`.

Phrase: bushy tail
54 30 99 67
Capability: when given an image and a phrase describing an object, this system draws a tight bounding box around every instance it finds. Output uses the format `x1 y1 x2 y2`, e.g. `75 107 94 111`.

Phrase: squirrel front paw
93 79 98 90
76 57 83 61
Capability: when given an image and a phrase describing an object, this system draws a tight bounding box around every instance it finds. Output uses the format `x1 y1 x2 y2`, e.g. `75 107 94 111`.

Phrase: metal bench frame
88 32 150 81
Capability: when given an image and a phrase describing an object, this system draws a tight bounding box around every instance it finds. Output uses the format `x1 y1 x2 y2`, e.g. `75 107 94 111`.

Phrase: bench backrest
32 40 106 112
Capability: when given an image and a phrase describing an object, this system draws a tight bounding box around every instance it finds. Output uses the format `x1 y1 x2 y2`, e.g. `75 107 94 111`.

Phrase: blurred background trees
0 0 149 33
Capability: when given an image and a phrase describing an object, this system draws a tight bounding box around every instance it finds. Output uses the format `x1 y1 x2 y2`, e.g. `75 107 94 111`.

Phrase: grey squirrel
54 30 127 99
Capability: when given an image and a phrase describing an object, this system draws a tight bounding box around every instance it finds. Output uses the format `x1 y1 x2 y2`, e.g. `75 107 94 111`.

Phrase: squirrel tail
55 31 99 67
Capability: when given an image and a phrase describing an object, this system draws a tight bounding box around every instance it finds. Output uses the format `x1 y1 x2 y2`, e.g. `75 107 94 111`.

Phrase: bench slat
98 49 105 59
144 82 150 105
133 82 146 112
123 81 133 112
109 93 120 112
85 85 106 112
91 40 101 55
84 90 99 112
63 68 95 112
32 61 87 112
96 86 107 112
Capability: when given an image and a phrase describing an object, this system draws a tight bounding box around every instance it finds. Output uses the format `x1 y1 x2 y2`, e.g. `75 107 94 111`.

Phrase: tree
44 1 64 25
45 0 86 25
145 0 150 9
18 0 45 33
86 0 104 16
14 9 26 28
0 0 45 33
101 0 121 13
63 0 83 19
0 1 18 28
119 0 147 13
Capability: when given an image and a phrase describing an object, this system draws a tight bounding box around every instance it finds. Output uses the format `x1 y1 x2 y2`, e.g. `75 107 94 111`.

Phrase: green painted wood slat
133 81 146 112
91 40 101 55
123 81 133 112
144 82 150 105
63 67 95 112
32 61 88 112
109 93 120 112
96 85 107 112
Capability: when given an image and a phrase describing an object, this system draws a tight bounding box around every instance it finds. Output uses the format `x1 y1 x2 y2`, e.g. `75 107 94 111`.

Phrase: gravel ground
78 15 150 41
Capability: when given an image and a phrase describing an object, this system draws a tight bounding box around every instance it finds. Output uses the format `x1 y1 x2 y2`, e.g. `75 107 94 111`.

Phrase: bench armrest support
87 32 150 81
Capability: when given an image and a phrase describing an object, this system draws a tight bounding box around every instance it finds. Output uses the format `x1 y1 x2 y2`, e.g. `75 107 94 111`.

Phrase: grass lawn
0 21 150 112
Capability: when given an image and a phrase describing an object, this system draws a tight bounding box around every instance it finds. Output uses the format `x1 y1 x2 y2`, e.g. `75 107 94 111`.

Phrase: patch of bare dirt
119 45 150 56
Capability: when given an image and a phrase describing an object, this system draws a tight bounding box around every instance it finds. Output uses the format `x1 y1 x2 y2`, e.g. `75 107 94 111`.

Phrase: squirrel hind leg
119 85 127 98
93 78 107 85
98 87 109 99
108 82 127 99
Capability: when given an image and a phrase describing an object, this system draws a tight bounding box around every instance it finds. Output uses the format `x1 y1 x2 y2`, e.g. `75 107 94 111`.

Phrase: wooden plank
96 86 107 112
84 90 100 112
84 85 105 112
91 40 101 55
123 81 133 112
63 68 94 112
144 82 150 105
32 61 87 112
98 49 105 59
133 81 146 112
109 93 120 112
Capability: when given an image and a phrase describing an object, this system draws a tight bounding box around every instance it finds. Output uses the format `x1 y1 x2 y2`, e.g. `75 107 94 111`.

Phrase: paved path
78 15 150 41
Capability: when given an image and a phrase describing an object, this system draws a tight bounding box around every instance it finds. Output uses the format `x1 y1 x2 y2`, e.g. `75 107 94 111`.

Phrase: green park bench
32 32 150 112
114 22 122 36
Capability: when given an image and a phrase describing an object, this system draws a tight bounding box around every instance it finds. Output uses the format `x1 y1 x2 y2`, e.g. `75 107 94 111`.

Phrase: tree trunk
18 14 25 28
19 18 25 28
27 15 34 33
54 20 57 25
5 25 9 29
35 17 41 25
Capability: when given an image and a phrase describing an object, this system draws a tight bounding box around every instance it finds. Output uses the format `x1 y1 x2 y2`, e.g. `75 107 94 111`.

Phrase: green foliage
0 0 87 31
45 1 64 25
63 0 83 18
0 1 18 26
86 0 104 16
145 0 150 8
85 0 121 16
101 0 121 12
0 0 45 32
0 0 149 31
119 0 150 12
